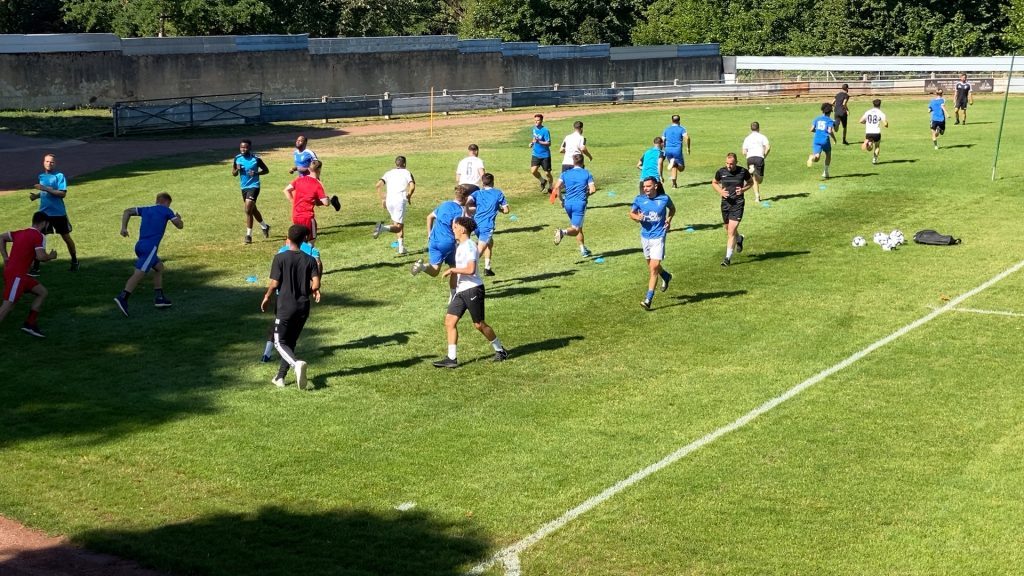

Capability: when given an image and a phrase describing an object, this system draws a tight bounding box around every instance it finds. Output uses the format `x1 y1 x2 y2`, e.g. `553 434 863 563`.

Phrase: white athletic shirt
561 131 587 165
456 156 485 186
742 132 770 158
381 168 413 202
454 240 484 293
860 108 887 135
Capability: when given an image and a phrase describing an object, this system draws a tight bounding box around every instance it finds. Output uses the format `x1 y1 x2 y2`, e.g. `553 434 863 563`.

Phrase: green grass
1 97 1023 575
0 108 113 139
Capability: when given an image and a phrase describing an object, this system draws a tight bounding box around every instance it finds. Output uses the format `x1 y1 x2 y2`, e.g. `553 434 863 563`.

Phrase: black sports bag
913 229 961 245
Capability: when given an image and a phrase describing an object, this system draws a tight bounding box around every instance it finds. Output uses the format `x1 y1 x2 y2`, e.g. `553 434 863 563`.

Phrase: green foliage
0 0 71 33
62 0 272 37
459 0 643 45
1005 0 1024 50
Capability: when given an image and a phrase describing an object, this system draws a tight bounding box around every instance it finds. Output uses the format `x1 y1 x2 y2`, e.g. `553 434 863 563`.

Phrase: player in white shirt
455 144 485 191
859 99 889 165
741 122 771 202
432 216 509 368
373 156 416 255
559 121 592 173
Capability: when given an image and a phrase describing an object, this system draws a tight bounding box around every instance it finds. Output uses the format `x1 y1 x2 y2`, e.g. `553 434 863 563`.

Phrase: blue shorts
428 240 456 267
134 243 161 272
812 141 832 155
665 148 684 167
564 201 587 228
474 226 495 243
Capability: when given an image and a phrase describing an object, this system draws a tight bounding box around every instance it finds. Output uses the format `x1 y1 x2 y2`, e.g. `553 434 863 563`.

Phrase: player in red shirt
0 212 59 337
283 160 340 245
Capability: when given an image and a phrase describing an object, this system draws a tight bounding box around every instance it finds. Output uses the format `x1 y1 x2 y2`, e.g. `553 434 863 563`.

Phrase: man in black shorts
232 139 271 245
261 224 321 390
954 74 973 125
529 114 553 193
29 153 78 273
833 83 851 145
712 153 753 267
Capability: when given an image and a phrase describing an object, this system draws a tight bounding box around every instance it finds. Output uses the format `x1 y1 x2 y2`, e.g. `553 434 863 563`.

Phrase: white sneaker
272 377 285 388
554 229 564 245
410 259 424 276
295 361 308 390
396 247 408 255
372 222 383 239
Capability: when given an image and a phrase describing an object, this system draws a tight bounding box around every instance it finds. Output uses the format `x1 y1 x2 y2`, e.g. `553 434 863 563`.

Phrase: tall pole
430 86 434 137
992 53 1016 181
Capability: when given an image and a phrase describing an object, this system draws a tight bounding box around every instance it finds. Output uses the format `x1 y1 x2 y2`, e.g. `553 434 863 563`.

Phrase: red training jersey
4 228 44 277
290 175 326 221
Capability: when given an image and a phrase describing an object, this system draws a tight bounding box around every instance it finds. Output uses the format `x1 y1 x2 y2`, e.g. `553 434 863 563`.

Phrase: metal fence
113 92 262 136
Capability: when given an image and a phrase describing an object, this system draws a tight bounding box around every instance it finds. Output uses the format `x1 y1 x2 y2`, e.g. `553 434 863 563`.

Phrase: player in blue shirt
551 154 597 257
630 177 676 310
806 103 837 179
529 114 553 193
29 153 78 272
114 192 184 316
928 90 948 149
662 115 691 188
289 135 318 176
412 185 469 297
466 173 510 276
232 139 271 245
637 137 666 192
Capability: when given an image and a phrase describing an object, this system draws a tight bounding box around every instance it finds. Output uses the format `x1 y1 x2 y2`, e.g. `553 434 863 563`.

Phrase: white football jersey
742 132 769 158
861 108 886 134
457 156 485 186
381 168 413 202
561 131 587 165
454 240 483 293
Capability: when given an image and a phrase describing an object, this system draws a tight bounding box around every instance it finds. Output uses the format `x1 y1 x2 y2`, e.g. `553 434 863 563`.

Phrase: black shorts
241 187 261 202
721 196 745 223
447 285 485 323
835 114 848 128
43 215 72 235
955 99 968 110
865 133 881 143
746 156 765 178
531 156 552 172
931 120 946 134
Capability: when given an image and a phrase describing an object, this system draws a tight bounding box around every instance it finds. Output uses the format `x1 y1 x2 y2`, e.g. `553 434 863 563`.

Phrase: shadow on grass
588 202 632 210
942 143 975 149
494 224 547 235
512 335 584 358
827 172 878 179
311 355 433 386
732 250 811 265
593 247 642 259
876 159 917 165
668 223 719 234
489 285 561 299
493 269 577 285
765 193 810 202
319 331 417 355
58 505 491 576
324 259 411 274
658 290 748 310
683 180 713 188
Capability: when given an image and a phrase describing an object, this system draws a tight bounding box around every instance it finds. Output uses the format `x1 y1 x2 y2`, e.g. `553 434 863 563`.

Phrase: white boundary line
954 307 1024 318
469 258 1024 576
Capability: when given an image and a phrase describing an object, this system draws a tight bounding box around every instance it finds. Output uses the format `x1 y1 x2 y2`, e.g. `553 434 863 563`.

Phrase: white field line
469 257 1024 576
926 305 1024 318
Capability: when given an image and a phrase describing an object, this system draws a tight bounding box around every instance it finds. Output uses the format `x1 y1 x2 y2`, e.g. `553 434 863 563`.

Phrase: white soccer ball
852 236 866 247
873 232 888 245
881 239 893 251
889 229 905 246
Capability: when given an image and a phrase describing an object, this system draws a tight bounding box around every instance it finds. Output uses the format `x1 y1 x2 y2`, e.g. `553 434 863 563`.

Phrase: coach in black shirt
713 153 753 267
833 83 851 144
262 224 321 390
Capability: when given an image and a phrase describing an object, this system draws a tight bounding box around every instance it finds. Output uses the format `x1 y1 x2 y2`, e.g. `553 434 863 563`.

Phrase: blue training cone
390 241 400 248
607 191 617 198
246 275 258 284
594 257 605 264
819 184 827 190
761 200 771 208
508 214 518 222
685 227 695 233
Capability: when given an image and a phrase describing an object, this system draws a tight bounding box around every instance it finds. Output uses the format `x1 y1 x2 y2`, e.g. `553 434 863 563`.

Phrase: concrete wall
0 34 721 110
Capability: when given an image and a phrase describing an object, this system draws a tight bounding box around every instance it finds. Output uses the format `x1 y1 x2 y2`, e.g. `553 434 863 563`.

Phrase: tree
0 0 76 34
1006 0 1024 50
63 0 272 37
460 0 644 46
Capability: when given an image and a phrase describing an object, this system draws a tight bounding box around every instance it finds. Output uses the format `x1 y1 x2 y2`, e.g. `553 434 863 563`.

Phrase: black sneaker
114 295 129 316
955 119 960 125
244 235 253 245
484 268 496 277
493 349 509 362
69 260 80 272
539 178 547 191
640 299 652 311
330 195 341 211
260 354 272 363
721 257 731 267
736 234 745 253
21 323 45 338
154 296 173 308
262 224 271 239
28 262 40 277
660 272 672 292
432 357 458 369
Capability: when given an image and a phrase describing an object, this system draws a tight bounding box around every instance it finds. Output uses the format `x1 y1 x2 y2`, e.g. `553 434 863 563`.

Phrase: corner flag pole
992 53 1016 181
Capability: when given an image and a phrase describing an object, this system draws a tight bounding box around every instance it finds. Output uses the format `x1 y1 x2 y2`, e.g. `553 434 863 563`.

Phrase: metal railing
112 92 263 136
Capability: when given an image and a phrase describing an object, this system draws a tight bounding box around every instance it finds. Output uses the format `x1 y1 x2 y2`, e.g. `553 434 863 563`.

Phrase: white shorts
641 237 665 261
386 197 407 224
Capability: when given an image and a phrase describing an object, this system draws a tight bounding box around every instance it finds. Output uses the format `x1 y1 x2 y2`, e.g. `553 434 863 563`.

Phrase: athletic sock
484 257 491 270
259 221 268 229
490 338 503 351
447 344 457 360
119 289 131 300
726 247 734 259
659 269 671 281
263 341 274 357
155 288 164 298
26 310 38 325
398 238 405 249
646 290 655 302
246 227 253 236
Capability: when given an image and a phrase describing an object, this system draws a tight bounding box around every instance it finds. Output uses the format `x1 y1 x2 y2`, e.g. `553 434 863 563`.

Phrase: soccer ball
881 239 894 251
873 232 888 245
852 236 866 247
889 229 905 246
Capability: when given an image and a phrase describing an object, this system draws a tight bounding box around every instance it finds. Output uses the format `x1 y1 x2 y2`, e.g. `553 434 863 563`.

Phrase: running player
373 155 415 256
113 192 184 316
742 122 770 202
411 186 469 303
630 177 675 311
456 144 485 192
284 164 339 245
713 153 752 267
289 135 317 175
833 84 851 145
29 153 78 272
637 136 665 192
0 212 57 337
859 99 889 165
529 114 553 192
551 154 596 258
466 172 510 276
806 103 837 179
261 235 322 363
261 224 321 389
662 115 691 188
432 216 509 368
232 139 271 245
954 74 973 125
559 121 592 173
929 90 948 149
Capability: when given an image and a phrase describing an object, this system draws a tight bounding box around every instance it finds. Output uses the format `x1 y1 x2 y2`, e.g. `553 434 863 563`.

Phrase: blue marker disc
390 241 400 248
594 257 605 264
246 276 258 284
607 191 617 197
761 201 771 207
508 214 518 222
819 184 827 190
685 227 695 233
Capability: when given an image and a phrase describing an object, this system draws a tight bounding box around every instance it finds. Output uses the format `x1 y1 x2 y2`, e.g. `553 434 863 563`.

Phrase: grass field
2 96 1024 576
